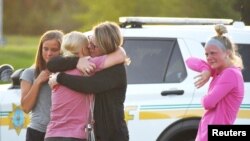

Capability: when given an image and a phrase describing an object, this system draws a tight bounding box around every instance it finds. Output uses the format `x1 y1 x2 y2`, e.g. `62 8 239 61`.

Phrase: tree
3 0 85 35
3 0 243 35
234 0 250 25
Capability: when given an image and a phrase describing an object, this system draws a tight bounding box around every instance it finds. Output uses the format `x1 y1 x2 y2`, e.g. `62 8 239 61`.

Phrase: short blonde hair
61 31 89 57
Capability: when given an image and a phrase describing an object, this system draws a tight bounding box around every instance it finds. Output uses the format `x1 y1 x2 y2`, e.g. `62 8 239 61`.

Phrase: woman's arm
20 70 50 113
47 56 79 72
193 70 211 88
185 57 211 72
102 47 126 69
186 57 214 88
56 64 126 94
202 69 239 110
77 47 126 74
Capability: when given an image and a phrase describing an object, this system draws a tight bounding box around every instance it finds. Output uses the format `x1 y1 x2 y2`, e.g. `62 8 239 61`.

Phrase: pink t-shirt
186 57 244 141
45 55 106 139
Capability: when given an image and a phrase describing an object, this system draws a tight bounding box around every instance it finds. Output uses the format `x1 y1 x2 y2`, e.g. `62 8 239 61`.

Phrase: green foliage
2 0 244 35
76 0 242 31
0 0 245 69
3 0 84 35
0 0 246 84
0 35 38 70
234 0 250 24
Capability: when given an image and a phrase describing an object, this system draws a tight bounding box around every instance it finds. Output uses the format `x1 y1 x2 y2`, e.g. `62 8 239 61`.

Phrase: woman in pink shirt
45 31 126 141
186 24 244 141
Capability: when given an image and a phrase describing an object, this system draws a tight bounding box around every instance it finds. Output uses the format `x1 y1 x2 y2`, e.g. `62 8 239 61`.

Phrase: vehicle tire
157 118 200 141
0 64 14 82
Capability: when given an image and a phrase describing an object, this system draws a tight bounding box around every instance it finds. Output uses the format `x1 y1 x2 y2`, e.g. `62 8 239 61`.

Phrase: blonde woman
45 30 126 141
186 24 244 141
47 22 129 141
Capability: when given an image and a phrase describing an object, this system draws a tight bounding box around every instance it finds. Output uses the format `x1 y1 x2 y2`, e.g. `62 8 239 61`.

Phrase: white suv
1 17 250 141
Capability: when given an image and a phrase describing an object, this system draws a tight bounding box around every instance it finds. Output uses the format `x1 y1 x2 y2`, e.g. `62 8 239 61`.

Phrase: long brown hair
34 30 64 77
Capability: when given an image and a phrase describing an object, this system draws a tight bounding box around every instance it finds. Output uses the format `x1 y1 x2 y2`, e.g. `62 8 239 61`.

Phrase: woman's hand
194 70 211 88
77 56 96 75
48 72 59 89
35 70 50 84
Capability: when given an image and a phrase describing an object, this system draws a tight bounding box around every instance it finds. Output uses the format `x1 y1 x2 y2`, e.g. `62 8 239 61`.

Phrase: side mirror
0 64 14 82
9 68 25 89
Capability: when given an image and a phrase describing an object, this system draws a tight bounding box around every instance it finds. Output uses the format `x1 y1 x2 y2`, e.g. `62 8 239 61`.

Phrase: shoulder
223 67 241 74
20 67 35 81
22 67 35 76
222 67 243 79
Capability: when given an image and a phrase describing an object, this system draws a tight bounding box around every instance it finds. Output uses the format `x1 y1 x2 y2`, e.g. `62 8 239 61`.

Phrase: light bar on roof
119 17 233 25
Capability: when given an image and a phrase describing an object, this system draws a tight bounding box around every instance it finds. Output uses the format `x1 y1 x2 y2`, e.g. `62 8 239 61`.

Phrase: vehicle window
237 44 250 82
123 37 186 84
164 42 187 83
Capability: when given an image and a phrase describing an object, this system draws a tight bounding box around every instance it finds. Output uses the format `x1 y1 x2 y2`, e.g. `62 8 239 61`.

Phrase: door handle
161 90 184 96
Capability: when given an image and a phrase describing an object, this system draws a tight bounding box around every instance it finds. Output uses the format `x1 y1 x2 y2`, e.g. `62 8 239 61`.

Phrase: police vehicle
1 17 250 141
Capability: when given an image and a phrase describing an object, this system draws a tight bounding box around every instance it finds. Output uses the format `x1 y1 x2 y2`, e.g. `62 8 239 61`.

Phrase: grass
0 35 39 83
0 35 39 69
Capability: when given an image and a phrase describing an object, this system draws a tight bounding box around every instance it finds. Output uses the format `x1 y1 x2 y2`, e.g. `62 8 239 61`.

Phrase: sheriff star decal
8 103 29 135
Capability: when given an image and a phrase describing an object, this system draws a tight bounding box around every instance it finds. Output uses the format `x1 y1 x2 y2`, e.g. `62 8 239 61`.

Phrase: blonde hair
210 24 244 69
61 31 89 57
93 21 123 54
